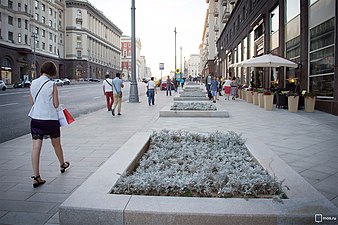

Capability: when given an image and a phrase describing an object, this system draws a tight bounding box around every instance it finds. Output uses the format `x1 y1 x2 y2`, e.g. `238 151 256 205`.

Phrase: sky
89 0 208 78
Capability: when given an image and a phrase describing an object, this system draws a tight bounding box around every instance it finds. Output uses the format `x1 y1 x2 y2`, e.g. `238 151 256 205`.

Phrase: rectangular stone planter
59 132 338 225
258 93 264 108
159 104 229 118
304 97 315 112
288 96 299 113
263 95 273 111
243 90 247 101
246 91 253 103
174 97 209 101
253 92 259 105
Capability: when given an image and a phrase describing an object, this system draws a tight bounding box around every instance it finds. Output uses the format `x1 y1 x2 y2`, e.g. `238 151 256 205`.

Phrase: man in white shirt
102 74 114 111
147 77 156 106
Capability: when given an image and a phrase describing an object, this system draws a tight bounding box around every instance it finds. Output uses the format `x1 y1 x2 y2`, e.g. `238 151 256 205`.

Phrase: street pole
180 46 182 80
174 27 177 91
129 0 139 102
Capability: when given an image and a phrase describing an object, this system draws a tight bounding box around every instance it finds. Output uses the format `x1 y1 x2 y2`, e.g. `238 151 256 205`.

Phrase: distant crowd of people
205 74 238 103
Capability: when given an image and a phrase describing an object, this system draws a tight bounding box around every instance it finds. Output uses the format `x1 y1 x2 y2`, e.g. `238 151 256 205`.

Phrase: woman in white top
28 61 70 188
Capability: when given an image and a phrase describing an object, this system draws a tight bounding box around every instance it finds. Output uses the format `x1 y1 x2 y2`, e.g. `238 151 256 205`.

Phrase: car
0 80 7 91
63 78 71 85
89 78 100 82
160 80 167 90
13 80 31 88
53 79 64 86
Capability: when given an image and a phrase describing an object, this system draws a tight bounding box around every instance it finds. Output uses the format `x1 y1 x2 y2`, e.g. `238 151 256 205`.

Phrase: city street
0 82 133 143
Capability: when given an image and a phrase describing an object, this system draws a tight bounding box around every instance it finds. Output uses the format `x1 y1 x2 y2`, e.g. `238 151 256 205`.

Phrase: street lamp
174 27 177 91
129 0 139 102
31 32 38 79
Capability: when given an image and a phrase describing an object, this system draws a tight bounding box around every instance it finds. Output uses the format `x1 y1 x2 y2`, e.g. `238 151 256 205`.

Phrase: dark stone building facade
217 0 338 115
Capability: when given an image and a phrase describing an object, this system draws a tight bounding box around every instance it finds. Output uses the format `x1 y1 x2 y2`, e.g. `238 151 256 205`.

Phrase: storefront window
242 37 247 85
270 6 279 51
309 0 335 97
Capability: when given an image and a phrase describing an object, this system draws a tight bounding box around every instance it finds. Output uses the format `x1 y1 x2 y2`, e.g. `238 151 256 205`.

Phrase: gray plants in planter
112 130 285 198
170 102 217 111
180 91 206 97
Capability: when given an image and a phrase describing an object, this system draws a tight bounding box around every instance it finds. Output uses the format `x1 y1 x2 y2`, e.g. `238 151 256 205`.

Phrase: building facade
0 0 65 83
120 35 144 81
188 54 201 79
64 0 122 80
200 0 237 78
216 0 337 115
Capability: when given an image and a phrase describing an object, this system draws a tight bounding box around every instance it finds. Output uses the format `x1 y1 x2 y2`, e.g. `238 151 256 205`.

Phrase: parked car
0 80 7 91
89 78 100 82
63 78 71 85
53 79 64 86
13 80 31 88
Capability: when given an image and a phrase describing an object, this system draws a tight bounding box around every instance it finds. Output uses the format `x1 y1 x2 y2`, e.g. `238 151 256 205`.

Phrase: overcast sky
89 0 208 78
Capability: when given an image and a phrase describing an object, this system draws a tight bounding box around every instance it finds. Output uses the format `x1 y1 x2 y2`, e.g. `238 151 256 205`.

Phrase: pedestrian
166 76 172 96
102 74 114 111
28 61 70 188
223 75 232 100
147 77 156 106
211 76 219 103
111 73 124 116
206 74 212 100
230 76 238 100
180 78 185 88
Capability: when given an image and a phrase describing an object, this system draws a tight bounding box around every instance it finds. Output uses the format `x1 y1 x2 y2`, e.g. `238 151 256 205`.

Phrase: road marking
0 102 19 107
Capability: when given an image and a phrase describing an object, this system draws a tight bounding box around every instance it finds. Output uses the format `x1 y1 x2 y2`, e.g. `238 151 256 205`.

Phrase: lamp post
31 32 37 79
129 0 139 102
174 27 177 91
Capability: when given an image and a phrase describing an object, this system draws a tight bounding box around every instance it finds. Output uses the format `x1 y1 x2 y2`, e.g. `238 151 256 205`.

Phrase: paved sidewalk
0 84 337 225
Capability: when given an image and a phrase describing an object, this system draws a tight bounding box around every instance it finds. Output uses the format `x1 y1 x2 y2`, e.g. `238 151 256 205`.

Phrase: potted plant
263 89 273 111
287 91 299 113
257 89 264 108
303 91 316 112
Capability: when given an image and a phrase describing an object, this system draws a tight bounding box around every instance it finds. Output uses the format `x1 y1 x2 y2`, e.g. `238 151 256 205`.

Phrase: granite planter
258 93 264 108
288 96 299 113
246 91 253 103
242 90 247 101
304 97 316 112
263 95 273 111
253 92 259 105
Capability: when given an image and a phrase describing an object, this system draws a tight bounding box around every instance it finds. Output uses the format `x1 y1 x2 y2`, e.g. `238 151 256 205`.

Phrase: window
8 31 13 42
35 27 39 34
42 16 45 24
49 8 52 15
35 13 39 21
18 33 21 43
8 0 13 9
49 44 52 52
42 29 45 37
18 2 21 11
18 18 21 28
76 34 81 40
54 35 56 43
36 40 39 48
25 34 27 44
309 0 335 97
25 20 28 29
41 3 45 11
77 50 82 58
35 0 38 9
24 4 27 12
49 32 52 40
49 20 52 27
8 16 13 25
42 42 45 50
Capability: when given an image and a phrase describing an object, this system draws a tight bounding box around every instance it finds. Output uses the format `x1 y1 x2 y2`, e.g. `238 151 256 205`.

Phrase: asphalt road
0 81 133 143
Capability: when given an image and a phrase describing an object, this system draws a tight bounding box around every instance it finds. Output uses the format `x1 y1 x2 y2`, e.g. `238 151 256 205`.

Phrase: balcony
222 11 230 23
222 0 227 6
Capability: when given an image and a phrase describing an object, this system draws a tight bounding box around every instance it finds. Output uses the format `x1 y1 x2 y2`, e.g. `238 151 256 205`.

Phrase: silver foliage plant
180 91 206 97
170 102 217 111
111 130 284 198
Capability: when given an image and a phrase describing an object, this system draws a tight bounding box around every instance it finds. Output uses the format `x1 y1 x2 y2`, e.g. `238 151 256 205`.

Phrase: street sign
159 63 164 70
